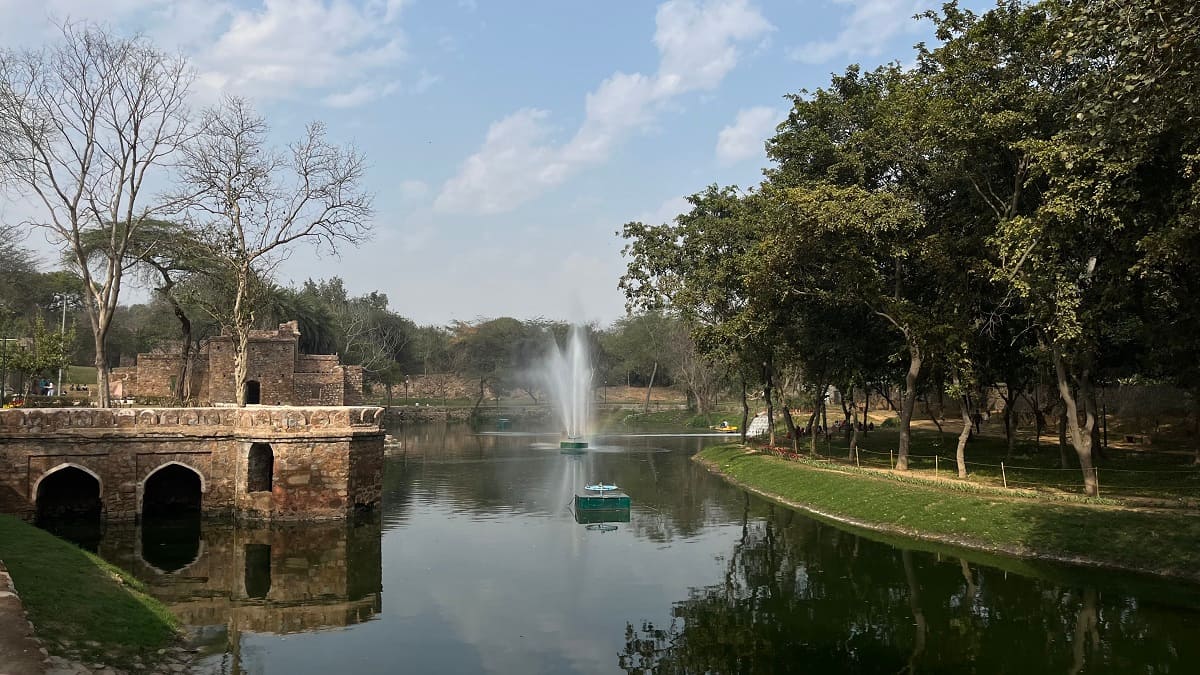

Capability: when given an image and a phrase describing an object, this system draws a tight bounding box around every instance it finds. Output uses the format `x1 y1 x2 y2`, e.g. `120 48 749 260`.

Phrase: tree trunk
820 390 828 442
1000 383 1019 460
232 267 254 407
93 329 112 408
953 377 971 479
897 342 922 471
233 327 251 406
763 361 776 447
840 388 853 441
1069 588 1098 675
780 403 799 455
169 298 193 404
1053 349 1098 496
472 376 487 418
848 399 862 460
902 550 927 670
1058 401 1069 468
862 389 871 434
739 376 749 444
1089 386 1105 461
642 361 658 413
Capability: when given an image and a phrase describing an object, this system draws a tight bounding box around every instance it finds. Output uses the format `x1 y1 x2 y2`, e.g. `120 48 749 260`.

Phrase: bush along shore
694 444 1200 583
0 515 191 674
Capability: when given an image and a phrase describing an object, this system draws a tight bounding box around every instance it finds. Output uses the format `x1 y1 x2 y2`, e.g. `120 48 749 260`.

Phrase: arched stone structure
0 405 384 522
140 461 205 518
34 463 103 521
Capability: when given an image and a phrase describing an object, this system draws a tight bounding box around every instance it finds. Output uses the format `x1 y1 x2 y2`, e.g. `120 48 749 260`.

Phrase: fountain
542 325 593 450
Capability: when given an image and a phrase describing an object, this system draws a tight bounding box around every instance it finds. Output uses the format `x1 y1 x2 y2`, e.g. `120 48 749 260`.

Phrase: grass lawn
0 516 178 668
696 444 1200 582
763 424 1200 503
65 365 96 385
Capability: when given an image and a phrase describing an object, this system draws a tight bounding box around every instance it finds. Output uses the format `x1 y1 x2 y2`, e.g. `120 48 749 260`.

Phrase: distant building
112 321 364 406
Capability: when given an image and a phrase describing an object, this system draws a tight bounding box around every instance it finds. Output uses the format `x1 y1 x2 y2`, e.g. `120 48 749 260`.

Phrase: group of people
788 419 875 439
35 378 55 396
31 380 88 396
833 419 874 432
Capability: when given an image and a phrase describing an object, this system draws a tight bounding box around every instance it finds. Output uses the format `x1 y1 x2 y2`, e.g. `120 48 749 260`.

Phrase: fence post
890 449 895 470
1094 467 1100 497
855 447 860 468
935 455 939 477
1001 461 1007 489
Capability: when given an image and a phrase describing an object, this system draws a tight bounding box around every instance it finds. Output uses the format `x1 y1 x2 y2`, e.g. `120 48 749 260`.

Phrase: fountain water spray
543 326 593 449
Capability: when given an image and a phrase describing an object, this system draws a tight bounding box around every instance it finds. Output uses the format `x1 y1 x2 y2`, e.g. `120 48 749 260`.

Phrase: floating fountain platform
574 486 630 511
560 440 589 450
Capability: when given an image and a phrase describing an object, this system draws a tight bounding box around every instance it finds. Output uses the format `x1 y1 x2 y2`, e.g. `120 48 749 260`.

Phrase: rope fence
760 442 1200 500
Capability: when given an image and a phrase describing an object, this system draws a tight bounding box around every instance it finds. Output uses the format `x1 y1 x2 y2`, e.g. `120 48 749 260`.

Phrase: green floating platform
560 440 589 449
574 489 631 511
575 508 631 524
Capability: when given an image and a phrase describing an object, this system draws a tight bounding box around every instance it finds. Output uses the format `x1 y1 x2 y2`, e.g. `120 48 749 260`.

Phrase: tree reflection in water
620 497 1200 674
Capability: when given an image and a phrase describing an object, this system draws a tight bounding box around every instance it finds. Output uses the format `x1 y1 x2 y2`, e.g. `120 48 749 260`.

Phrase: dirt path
0 560 46 675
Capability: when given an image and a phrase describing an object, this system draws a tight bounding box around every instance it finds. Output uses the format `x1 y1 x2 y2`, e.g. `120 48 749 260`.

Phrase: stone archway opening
247 443 274 493
244 380 261 405
35 466 103 550
142 464 203 519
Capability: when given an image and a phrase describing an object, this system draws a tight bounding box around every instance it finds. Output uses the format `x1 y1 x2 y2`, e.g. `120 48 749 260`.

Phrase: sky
0 0 990 327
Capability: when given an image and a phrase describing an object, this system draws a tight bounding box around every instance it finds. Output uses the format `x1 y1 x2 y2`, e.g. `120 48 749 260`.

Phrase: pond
93 423 1200 674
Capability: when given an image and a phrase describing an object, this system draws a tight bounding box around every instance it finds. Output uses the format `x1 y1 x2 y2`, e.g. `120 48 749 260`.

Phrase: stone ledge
0 406 383 436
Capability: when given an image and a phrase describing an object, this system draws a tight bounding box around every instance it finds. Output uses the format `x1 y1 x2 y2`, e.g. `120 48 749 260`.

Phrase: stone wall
0 406 384 522
119 322 363 406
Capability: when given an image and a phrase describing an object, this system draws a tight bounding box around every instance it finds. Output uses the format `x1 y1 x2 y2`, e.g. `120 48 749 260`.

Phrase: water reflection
100 515 382 668
619 499 1200 674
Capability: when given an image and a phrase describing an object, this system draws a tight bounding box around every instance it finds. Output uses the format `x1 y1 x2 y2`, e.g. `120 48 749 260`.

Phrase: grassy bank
0 516 178 668
758 424 1200 502
695 444 1200 581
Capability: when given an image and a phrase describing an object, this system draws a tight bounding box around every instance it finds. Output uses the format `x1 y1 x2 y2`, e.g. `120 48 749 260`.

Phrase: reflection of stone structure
100 519 382 635
111 321 364 406
0 406 384 521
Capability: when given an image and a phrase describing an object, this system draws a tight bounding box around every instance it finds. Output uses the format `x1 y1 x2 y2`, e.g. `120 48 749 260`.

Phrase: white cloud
635 195 691 226
715 106 783 165
786 0 922 64
198 0 407 105
434 0 772 215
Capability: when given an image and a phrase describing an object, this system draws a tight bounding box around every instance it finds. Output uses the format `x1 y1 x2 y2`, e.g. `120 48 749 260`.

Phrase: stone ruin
111 321 364 406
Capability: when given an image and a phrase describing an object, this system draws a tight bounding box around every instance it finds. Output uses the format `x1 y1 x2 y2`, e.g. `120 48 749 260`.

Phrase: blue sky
0 0 990 326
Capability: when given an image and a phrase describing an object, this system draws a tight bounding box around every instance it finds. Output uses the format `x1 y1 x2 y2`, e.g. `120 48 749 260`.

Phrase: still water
95 424 1199 674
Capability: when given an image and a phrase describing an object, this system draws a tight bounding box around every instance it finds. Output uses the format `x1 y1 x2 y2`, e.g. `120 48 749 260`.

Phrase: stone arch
140 461 205 518
33 463 103 522
33 462 103 499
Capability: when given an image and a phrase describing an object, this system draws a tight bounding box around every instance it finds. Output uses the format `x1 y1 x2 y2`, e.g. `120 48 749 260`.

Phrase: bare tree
0 23 192 406
338 302 411 375
173 97 372 406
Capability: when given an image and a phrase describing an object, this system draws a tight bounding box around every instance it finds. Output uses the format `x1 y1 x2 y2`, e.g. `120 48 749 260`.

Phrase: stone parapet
0 406 383 437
